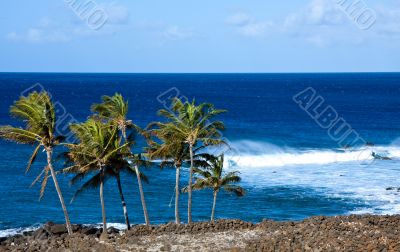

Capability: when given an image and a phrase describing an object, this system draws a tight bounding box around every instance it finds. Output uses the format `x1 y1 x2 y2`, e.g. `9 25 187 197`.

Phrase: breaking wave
225 140 400 168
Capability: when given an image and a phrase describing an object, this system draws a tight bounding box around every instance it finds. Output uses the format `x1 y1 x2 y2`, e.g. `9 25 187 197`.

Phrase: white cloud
223 1 400 46
284 0 346 28
99 3 130 25
5 17 69 43
306 34 330 47
135 21 166 31
226 12 273 37
66 2 130 27
224 0 397 46
225 13 253 26
374 5 400 38
281 0 377 46
38 17 53 28
135 21 194 42
284 0 400 39
69 25 126 39
163 26 193 40
72 26 110 37
237 21 273 37
6 28 69 43
4 16 74 43
61 2 130 37
5 32 18 41
4 3 132 43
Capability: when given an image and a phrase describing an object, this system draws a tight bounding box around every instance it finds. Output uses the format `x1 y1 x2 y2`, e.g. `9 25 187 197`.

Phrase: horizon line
1 71 400 74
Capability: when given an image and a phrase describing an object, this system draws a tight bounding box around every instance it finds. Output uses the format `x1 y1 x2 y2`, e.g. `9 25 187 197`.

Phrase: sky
0 0 400 73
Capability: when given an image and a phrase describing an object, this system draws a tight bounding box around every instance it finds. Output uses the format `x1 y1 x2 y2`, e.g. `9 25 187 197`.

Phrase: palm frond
30 168 46 188
221 172 242 185
71 172 105 203
9 91 56 141
0 126 41 144
39 165 50 200
182 178 212 192
223 185 245 197
70 172 87 185
26 144 41 173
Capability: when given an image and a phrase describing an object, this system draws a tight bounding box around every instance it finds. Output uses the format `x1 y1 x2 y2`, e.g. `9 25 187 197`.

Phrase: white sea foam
0 225 40 238
224 140 400 168
88 222 127 230
0 223 129 238
224 140 400 216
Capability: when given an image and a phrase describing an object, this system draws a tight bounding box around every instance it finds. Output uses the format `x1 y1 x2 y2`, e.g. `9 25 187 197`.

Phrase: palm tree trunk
46 148 73 235
188 144 194 224
175 165 181 224
116 173 130 230
134 165 150 226
122 132 150 226
99 165 108 240
211 190 218 223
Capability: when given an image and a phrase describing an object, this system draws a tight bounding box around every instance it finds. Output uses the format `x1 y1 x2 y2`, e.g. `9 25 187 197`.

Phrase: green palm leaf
26 144 42 174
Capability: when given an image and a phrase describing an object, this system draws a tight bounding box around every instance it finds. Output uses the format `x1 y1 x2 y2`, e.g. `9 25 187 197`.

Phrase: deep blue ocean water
1 73 400 235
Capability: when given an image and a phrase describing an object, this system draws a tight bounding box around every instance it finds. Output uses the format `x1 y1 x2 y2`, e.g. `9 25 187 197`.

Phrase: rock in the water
386 187 400 191
107 227 120 234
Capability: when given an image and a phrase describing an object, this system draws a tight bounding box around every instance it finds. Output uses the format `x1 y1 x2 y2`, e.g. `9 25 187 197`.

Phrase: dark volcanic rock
246 215 400 251
1 216 400 251
22 230 34 236
50 224 68 235
33 227 49 240
82 227 98 235
107 227 120 234
123 219 252 237
72 224 82 232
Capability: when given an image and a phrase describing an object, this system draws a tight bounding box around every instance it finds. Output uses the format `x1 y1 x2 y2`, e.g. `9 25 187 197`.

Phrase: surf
225 140 399 168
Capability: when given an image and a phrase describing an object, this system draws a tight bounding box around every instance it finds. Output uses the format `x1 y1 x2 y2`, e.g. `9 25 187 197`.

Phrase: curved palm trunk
188 144 194 224
116 173 130 230
134 165 150 226
99 165 108 240
175 165 181 224
211 190 218 223
46 148 73 235
122 132 150 226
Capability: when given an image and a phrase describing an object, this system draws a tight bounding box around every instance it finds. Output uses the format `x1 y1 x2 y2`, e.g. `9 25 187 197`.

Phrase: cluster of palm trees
0 91 244 240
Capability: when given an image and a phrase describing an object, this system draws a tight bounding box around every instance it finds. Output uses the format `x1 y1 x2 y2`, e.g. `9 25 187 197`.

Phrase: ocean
1 73 400 236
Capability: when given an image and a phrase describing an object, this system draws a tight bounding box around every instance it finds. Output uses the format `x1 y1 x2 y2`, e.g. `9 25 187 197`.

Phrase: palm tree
63 119 128 240
0 91 73 234
145 131 209 225
145 136 187 224
155 98 226 223
65 155 148 231
185 154 245 223
91 93 150 226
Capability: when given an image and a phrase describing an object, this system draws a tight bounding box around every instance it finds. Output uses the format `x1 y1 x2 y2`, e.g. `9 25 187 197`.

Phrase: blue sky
1 0 399 72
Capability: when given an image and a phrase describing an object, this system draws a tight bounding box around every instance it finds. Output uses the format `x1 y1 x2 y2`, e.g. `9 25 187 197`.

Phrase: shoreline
1 214 400 251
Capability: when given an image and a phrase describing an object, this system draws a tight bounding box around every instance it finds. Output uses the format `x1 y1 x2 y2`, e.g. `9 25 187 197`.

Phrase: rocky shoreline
1 215 400 251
